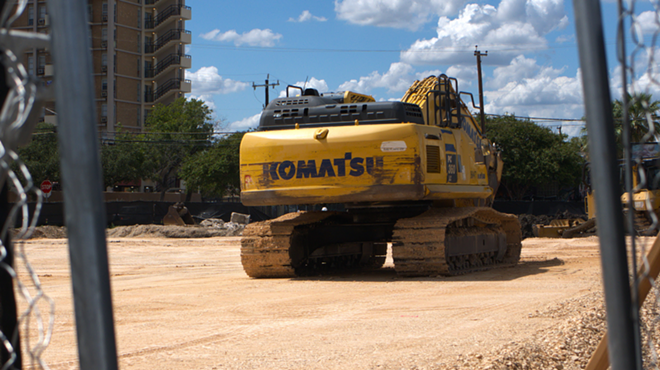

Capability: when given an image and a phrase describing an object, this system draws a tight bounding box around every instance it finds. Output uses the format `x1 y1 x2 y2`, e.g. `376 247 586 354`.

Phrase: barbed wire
0 0 54 369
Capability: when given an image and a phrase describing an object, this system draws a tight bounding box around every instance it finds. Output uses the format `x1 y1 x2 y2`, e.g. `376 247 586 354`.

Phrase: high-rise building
11 0 192 137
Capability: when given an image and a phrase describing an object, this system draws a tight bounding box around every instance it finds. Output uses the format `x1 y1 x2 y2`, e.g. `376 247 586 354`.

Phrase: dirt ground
11 230 655 370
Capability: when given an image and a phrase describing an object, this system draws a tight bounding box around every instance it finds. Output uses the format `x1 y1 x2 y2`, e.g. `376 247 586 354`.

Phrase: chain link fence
622 0 660 366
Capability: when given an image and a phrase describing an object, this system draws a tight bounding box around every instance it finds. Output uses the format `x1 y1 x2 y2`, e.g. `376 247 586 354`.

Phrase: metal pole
252 74 279 109
573 0 641 368
617 0 643 364
474 46 487 133
0 7 20 360
0 184 21 370
47 1 118 369
265 76 269 106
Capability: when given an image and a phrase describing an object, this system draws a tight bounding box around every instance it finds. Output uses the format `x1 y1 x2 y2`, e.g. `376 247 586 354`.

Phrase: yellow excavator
238 75 522 277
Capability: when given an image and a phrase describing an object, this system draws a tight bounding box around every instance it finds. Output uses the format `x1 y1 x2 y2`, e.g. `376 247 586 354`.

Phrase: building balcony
144 78 191 103
144 29 191 54
145 53 191 79
144 4 191 30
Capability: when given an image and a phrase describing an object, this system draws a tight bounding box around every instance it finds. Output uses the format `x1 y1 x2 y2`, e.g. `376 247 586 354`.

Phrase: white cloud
489 55 546 89
200 28 282 47
279 77 329 97
636 11 660 36
484 59 583 119
288 10 327 22
186 66 250 114
401 0 567 65
555 34 573 43
560 124 586 138
608 47 660 101
334 0 466 31
229 113 262 131
338 62 416 93
187 66 250 96
445 65 477 89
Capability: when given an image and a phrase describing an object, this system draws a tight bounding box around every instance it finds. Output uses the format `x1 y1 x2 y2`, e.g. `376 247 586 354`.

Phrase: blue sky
184 0 660 137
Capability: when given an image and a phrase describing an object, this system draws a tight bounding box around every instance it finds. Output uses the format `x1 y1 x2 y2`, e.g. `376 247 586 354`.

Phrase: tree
179 132 245 198
485 115 584 200
143 97 214 199
579 93 660 159
13 122 60 185
100 130 151 189
613 93 660 144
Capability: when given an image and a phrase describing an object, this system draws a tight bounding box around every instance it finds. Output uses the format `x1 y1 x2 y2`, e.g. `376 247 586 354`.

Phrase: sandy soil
11 234 650 369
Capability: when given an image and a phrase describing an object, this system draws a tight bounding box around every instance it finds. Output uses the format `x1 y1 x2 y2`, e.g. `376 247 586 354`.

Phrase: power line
485 113 585 122
190 41 592 54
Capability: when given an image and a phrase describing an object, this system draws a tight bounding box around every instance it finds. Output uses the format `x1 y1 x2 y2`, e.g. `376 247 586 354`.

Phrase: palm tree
579 94 660 159
613 93 660 144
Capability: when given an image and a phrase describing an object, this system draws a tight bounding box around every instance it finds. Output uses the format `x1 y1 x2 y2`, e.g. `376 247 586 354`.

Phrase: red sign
40 180 52 194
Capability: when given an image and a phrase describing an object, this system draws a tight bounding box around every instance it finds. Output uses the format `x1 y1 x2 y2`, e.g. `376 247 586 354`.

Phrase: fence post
47 0 118 369
573 0 642 368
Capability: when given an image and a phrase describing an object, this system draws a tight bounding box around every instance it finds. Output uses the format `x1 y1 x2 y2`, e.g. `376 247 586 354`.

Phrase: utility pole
474 46 488 133
253 74 279 109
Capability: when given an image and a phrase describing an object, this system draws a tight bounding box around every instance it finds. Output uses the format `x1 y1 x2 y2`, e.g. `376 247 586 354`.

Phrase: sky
184 0 660 137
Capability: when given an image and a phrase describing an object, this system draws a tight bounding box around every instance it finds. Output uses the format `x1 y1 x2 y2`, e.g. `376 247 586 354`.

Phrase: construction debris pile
518 211 590 239
14 212 252 239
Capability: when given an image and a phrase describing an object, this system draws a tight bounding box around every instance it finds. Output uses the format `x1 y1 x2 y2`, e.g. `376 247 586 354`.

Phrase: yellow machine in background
239 76 522 278
535 155 660 238
534 163 597 238
621 157 660 235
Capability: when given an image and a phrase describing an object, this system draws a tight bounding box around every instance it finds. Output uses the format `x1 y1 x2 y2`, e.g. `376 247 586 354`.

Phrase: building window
113 54 117 73
102 2 108 21
101 103 107 117
137 57 141 77
27 55 34 75
88 4 93 22
102 53 107 72
137 8 141 28
137 82 141 102
38 55 45 68
38 6 46 21
137 34 141 53
28 6 33 25
113 79 116 98
102 28 107 42
102 78 107 91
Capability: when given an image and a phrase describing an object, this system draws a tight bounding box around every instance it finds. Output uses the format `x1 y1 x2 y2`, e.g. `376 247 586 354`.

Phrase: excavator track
241 211 335 278
392 207 522 277
633 211 658 236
